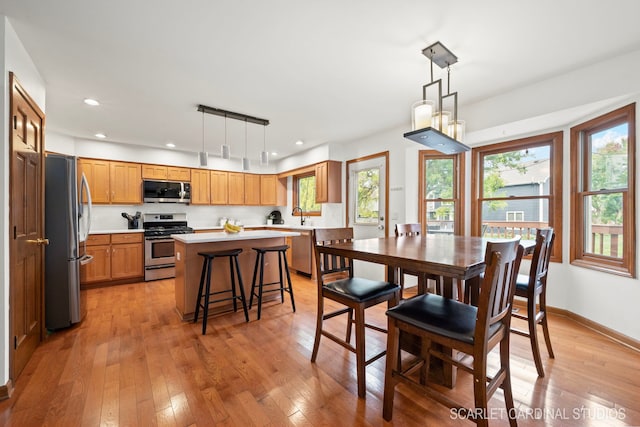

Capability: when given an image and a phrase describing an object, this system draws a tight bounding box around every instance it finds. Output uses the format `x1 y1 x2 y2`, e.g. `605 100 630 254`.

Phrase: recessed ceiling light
94 133 106 139
271 152 278 156
84 98 100 106
295 140 304 145
166 142 176 148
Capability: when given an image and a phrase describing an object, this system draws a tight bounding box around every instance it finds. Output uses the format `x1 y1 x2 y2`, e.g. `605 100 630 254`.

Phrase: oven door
145 237 175 266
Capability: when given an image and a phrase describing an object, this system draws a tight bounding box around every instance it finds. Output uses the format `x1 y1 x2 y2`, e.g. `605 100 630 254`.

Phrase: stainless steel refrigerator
45 153 93 330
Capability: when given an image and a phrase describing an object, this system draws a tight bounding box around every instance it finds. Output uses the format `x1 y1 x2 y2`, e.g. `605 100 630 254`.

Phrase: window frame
418 150 465 236
570 103 636 277
293 171 321 216
471 131 563 263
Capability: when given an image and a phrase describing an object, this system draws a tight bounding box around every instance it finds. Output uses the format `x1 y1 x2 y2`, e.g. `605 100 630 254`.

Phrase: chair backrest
395 223 421 237
476 238 524 344
527 228 555 289
313 228 355 284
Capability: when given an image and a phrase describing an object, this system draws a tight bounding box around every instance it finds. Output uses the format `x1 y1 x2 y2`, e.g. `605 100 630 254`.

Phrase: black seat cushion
386 294 501 344
324 277 399 303
514 273 542 294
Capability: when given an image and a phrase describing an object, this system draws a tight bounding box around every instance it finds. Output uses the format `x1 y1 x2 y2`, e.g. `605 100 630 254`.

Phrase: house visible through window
419 151 464 235
471 132 563 262
570 103 635 277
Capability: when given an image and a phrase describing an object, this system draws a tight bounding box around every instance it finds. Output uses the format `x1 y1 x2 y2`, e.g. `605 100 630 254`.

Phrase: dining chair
394 223 443 297
312 227 400 398
383 238 523 426
511 228 555 377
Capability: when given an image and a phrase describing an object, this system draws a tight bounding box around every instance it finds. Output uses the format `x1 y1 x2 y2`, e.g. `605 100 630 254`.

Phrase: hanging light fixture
198 110 208 167
242 119 250 171
404 41 470 154
260 124 269 165
221 116 230 159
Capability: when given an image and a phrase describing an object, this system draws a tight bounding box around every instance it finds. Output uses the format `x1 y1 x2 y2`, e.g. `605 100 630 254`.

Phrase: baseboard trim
513 300 640 352
0 379 13 401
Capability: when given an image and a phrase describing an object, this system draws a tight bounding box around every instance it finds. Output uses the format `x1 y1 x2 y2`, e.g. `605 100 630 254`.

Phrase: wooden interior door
9 73 46 380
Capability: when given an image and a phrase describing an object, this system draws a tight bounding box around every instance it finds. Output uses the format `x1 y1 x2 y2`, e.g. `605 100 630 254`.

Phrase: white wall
1 16 47 388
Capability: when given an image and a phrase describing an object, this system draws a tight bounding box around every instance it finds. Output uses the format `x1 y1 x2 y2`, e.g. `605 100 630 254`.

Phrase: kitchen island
173 230 300 321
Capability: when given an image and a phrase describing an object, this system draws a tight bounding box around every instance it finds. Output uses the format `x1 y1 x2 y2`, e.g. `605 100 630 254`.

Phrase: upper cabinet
260 175 286 206
210 170 228 205
190 169 210 205
315 160 342 203
78 158 141 204
142 164 190 181
228 172 245 205
244 174 261 205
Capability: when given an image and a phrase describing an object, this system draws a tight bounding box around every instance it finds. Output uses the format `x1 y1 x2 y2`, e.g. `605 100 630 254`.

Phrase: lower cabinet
81 233 143 286
291 230 313 276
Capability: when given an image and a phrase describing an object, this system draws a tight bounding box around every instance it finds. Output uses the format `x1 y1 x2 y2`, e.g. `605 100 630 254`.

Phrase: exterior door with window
347 153 388 279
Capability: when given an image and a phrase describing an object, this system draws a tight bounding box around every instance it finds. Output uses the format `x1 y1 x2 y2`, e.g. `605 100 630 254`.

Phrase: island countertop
173 229 300 244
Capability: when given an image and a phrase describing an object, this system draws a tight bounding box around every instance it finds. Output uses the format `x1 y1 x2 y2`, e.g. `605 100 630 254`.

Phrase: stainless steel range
143 213 193 281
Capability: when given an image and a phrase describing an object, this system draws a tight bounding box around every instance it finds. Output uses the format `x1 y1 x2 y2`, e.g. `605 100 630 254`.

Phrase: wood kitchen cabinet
78 158 141 204
110 161 142 204
142 164 168 180
190 169 210 204
315 160 342 203
81 233 143 286
228 172 245 205
210 170 228 204
167 166 190 181
260 174 286 206
77 158 110 203
291 230 313 276
244 174 261 205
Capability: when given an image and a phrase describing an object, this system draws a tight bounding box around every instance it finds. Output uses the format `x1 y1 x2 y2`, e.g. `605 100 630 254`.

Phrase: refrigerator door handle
79 172 93 242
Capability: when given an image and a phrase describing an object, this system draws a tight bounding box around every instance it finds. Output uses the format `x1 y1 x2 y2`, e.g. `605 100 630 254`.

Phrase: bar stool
249 245 296 320
193 248 249 335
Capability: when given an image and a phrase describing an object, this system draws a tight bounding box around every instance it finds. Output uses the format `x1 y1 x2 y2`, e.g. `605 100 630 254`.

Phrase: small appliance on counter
121 211 141 229
268 210 284 224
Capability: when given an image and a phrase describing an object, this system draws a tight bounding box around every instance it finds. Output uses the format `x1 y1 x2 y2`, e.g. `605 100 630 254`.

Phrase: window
354 167 380 224
570 103 635 277
293 172 321 215
506 211 524 222
419 150 464 235
471 132 563 262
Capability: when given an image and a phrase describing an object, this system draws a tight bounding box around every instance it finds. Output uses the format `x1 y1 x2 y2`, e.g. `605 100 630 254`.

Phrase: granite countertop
173 229 300 244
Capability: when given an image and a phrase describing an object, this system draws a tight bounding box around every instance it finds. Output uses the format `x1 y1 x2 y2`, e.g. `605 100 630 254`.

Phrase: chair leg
233 255 249 323
345 308 354 343
310 295 324 363
354 307 366 398
472 355 489 427
500 336 518 427
201 258 213 335
281 252 296 312
229 257 238 312
249 251 260 309
539 293 554 358
383 317 399 421
277 253 285 303
193 257 208 323
528 295 545 377
257 252 265 320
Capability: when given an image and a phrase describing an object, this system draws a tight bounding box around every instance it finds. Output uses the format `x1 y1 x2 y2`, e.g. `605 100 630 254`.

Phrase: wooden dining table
317 233 535 387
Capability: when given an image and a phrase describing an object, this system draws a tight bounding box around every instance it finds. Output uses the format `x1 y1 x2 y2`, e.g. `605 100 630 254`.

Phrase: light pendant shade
432 111 451 134
260 124 269 165
412 100 434 130
448 120 465 142
260 150 269 165
221 144 230 159
242 119 250 171
198 151 208 167
199 110 208 167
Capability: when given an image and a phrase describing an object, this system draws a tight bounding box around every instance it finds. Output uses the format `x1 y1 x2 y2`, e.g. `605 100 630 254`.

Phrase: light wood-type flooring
1 275 639 426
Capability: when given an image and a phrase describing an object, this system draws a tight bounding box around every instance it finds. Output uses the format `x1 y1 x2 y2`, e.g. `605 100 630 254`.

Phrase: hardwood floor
1 275 639 426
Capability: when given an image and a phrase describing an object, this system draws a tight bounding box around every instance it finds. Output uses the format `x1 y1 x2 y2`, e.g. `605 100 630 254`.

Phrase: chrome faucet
292 206 305 226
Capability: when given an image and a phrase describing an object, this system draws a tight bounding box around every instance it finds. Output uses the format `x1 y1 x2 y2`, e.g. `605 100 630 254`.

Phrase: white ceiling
3 0 640 160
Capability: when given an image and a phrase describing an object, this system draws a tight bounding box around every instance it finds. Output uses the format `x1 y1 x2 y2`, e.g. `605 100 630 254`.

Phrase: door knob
377 225 385 230
27 238 50 245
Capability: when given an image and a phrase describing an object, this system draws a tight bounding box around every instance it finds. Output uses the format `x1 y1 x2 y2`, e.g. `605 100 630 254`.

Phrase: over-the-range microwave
143 180 191 203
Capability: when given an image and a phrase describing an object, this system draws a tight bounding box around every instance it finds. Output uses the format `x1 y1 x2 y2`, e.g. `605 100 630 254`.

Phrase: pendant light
198 110 208 167
404 41 470 154
260 124 269 165
242 119 250 171
221 116 230 159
